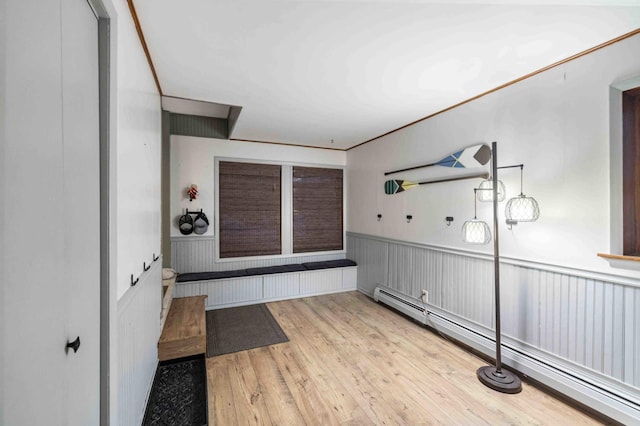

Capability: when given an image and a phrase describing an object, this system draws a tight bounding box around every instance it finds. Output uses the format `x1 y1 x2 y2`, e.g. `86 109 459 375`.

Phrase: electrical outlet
421 289 428 303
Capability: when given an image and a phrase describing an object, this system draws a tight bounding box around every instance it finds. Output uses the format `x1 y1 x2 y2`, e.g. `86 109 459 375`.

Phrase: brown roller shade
219 161 281 258
293 166 343 253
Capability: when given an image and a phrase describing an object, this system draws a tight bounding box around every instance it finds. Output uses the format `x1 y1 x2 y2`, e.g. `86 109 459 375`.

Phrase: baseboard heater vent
374 285 427 325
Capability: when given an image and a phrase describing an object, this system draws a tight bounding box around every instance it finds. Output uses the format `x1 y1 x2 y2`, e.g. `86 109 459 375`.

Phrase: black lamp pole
476 141 522 393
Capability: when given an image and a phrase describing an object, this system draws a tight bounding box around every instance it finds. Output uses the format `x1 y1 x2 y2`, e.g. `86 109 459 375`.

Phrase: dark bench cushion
245 264 306 275
302 259 357 270
177 269 248 283
176 259 357 282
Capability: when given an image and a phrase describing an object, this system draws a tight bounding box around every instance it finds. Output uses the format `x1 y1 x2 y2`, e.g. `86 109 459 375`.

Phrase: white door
2 0 101 424
61 0 101 424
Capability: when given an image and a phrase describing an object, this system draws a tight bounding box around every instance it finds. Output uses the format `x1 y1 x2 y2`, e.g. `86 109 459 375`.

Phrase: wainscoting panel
173 267 358 310
264 273 300 299
171 236 345 273
117 262 162 426
347 232 640 423
170 237 216 272
342 268 358 289
173 277 263 308
346 235 388 295
500 264 631 383
440 252 495 328
300 269 343 294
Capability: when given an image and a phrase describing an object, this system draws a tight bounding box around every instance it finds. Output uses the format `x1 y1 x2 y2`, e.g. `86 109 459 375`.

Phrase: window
218 161 281 258
217 161 344 259
623 86 640 256
293 166 343 253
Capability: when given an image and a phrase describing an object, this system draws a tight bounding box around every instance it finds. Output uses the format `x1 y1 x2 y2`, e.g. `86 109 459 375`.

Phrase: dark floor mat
206 303 288 357
143 355 207 426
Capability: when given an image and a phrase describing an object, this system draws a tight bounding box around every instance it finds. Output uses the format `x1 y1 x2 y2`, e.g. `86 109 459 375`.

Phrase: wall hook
153 253 159 262
143 261 150 272
65 336 81 354
406 214 413 223
131 274 139 286
377 214 382 221
446 216 454 226
506 219 518 230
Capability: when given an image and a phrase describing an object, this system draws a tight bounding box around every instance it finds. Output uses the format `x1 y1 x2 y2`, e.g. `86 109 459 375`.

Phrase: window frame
214 157 346 262
622 86 640 256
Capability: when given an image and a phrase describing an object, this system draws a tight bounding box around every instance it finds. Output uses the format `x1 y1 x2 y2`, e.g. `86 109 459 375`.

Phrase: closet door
3 0 101 424
61 0 101 423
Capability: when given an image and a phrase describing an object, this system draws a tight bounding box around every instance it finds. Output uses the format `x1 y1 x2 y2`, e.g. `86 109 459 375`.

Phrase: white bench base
173 266 357 310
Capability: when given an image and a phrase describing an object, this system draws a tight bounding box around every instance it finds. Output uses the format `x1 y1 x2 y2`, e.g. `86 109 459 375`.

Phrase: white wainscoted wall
116 262 162 426
346 33 640 423
348 233 640 423
112 0 163 423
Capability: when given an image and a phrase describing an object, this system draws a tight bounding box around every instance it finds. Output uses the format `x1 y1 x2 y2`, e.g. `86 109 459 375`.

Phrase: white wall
116 1 162 299
169 136 347 273
169 136 347 272
170 136 346 238
117 263 161 426
347 33 640 279
111 0 163 424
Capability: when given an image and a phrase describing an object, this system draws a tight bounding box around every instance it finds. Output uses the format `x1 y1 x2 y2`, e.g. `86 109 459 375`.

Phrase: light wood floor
207 291 603 425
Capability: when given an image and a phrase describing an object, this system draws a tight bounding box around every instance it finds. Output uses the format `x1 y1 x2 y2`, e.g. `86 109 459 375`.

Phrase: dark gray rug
143 355 207 426
206 304 288 357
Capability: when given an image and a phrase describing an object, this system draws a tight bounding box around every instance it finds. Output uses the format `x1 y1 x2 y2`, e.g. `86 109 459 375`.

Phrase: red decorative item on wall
187 184 199 202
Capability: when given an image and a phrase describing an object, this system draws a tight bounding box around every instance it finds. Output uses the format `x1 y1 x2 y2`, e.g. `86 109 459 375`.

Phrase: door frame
87 0 112 424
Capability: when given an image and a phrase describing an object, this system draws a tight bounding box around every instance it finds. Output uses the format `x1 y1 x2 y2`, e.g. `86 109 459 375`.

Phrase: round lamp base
477 365 522 394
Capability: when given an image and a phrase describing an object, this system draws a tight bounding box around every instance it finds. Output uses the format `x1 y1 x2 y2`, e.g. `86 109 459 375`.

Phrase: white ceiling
134 0 640 150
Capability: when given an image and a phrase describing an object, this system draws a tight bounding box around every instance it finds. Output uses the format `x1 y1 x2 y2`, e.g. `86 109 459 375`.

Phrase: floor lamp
470 141 523 393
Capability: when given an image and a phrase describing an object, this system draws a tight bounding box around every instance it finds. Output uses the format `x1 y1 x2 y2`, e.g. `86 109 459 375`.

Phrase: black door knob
66 336 81 354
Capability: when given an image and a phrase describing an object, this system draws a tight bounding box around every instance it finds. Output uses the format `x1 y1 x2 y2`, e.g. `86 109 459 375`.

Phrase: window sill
597 253 640 271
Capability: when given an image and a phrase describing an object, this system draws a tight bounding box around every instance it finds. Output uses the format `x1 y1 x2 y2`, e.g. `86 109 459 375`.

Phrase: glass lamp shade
476 179 506 202
462 219 492 244
505 194 540 222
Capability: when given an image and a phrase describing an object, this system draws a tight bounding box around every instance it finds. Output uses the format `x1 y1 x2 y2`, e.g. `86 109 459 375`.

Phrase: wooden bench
158 295 207 361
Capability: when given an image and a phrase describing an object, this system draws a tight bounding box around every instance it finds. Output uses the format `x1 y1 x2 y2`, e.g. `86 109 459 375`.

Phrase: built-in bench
173 259 358 310
158 295 207 361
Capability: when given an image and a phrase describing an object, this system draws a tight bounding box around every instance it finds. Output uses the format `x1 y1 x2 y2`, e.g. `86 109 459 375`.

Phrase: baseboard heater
373 285 428 325
371 285 640 424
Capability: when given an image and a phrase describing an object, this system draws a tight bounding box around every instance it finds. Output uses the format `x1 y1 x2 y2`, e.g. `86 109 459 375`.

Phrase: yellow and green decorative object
384 173 489 195
384 179 418 194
